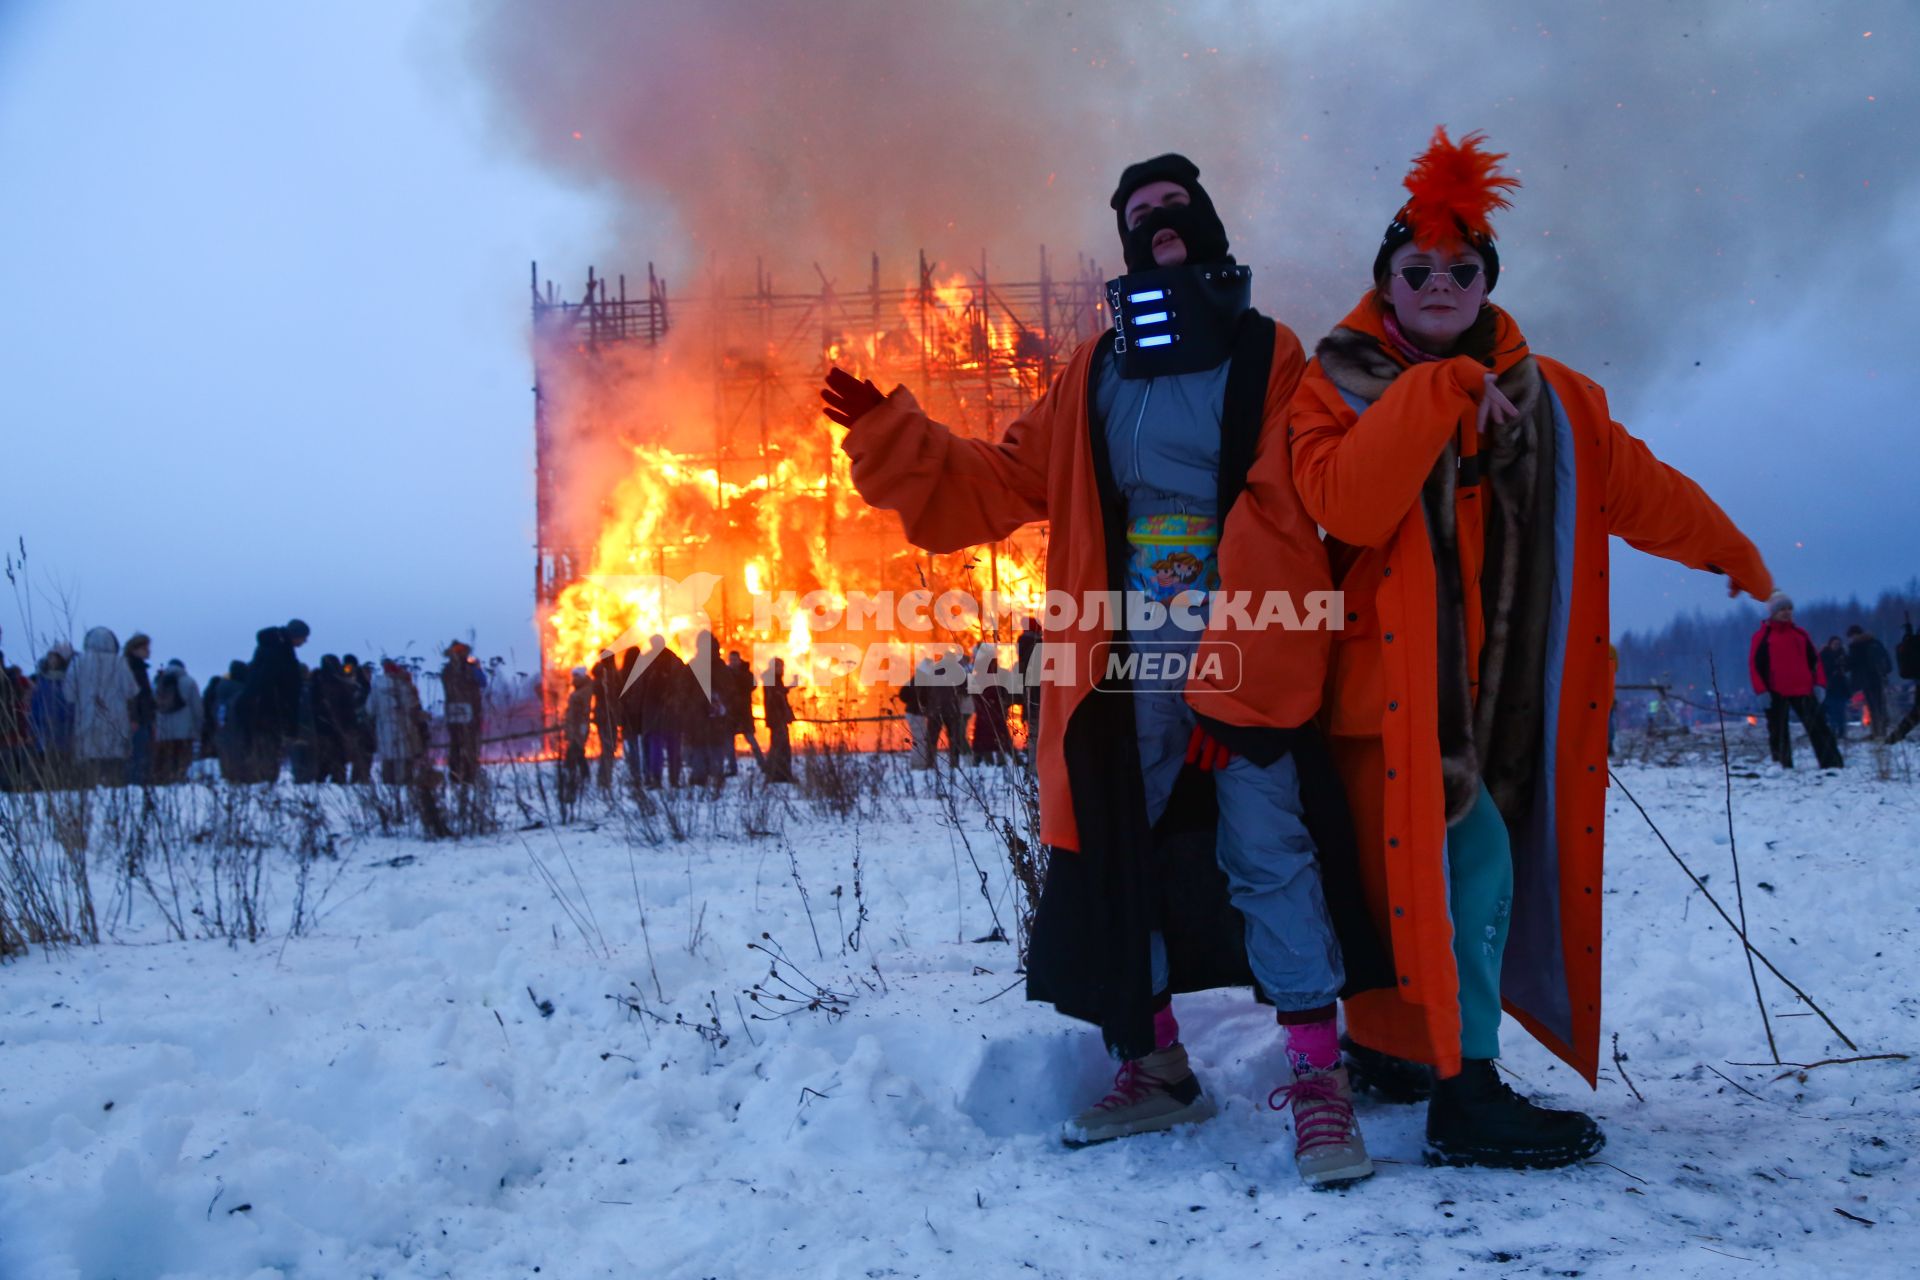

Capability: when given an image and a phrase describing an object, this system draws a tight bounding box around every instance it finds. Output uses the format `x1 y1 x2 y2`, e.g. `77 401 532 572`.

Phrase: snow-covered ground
3 750 1917 1278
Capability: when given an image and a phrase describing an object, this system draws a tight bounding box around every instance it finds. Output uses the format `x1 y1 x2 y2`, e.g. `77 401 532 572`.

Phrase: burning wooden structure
529 251 1108 721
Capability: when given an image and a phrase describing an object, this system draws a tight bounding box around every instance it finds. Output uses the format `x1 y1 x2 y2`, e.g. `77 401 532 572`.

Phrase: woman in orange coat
1290 129 1774 1168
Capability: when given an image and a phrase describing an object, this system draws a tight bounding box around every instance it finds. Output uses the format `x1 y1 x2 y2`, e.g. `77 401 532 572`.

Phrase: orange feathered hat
1372 127 1520 290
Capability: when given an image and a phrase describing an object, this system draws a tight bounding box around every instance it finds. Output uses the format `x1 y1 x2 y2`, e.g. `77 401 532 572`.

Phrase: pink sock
1284 1017 1340 1075
1153 1002 1180 1050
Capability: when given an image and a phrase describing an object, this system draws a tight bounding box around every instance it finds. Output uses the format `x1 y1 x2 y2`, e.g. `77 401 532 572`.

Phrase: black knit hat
1109 153 1231 273
1110 154 1203 218
1372 210 1501 292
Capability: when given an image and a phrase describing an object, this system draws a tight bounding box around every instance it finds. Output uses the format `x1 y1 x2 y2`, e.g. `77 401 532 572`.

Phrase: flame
919 271 1047 399
538 263 1069 738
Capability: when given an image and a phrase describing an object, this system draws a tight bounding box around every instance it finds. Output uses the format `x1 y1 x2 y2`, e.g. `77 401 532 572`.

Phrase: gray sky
0 0 608 678
4 2 1916 681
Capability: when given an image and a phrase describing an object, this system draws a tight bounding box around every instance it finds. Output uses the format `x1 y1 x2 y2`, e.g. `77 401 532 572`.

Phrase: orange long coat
1289 297 1774 1082
842 323 1325 852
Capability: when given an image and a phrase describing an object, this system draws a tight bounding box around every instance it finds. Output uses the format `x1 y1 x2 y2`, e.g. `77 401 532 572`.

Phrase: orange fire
538 262 1075 733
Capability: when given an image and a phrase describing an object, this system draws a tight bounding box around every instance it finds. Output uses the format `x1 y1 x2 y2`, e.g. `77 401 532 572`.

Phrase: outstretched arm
1604 420 1773 602
833 366 1061 555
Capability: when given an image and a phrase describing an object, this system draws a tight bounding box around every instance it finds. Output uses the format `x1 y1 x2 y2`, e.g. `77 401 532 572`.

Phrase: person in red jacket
1749 593 1844 769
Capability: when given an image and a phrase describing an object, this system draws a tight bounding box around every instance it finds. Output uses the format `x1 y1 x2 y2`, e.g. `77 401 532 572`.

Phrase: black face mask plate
1105 264 1253 379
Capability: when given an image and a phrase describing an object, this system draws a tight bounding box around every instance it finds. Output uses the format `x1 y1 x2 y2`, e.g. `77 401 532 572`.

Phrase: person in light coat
368 659 425 785
64 626 138 786
152 658 205 783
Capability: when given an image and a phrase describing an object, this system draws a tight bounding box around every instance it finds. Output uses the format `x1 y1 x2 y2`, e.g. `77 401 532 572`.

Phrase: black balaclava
1110 153 1232 273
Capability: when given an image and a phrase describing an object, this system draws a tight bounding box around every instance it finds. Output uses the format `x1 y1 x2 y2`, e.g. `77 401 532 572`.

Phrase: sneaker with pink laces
1061 1043 1215 1148
1270 1063 1374 1188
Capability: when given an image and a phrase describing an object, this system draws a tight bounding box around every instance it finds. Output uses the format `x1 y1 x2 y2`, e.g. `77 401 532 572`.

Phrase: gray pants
1136 687 1343 1012
905 713 933 769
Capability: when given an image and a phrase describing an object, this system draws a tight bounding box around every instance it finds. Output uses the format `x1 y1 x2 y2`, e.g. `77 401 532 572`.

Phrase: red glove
820 366 885 427
1184 724 1232 772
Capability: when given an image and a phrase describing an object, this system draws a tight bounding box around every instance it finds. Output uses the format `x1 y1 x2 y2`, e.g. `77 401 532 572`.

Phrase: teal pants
1447 781 1513 1060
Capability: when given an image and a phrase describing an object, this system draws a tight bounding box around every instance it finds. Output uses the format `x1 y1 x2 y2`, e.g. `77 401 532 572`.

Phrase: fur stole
1316 314 1555 825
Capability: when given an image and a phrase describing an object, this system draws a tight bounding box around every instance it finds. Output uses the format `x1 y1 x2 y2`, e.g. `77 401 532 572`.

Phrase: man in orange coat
826 156 1390 1187
1291 129 1774 1169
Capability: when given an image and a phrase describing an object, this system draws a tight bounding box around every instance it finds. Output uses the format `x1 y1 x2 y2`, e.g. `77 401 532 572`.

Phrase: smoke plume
466 0 1917 396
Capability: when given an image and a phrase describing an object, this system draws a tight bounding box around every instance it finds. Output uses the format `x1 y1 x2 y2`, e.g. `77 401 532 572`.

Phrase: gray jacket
1095 357 1228 518
368 668 424 760
153 663 205 743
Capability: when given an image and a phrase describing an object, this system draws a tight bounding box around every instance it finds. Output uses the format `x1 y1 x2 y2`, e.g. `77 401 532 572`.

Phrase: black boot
1425 1059 1604 1169
1341 1035 1433 1104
